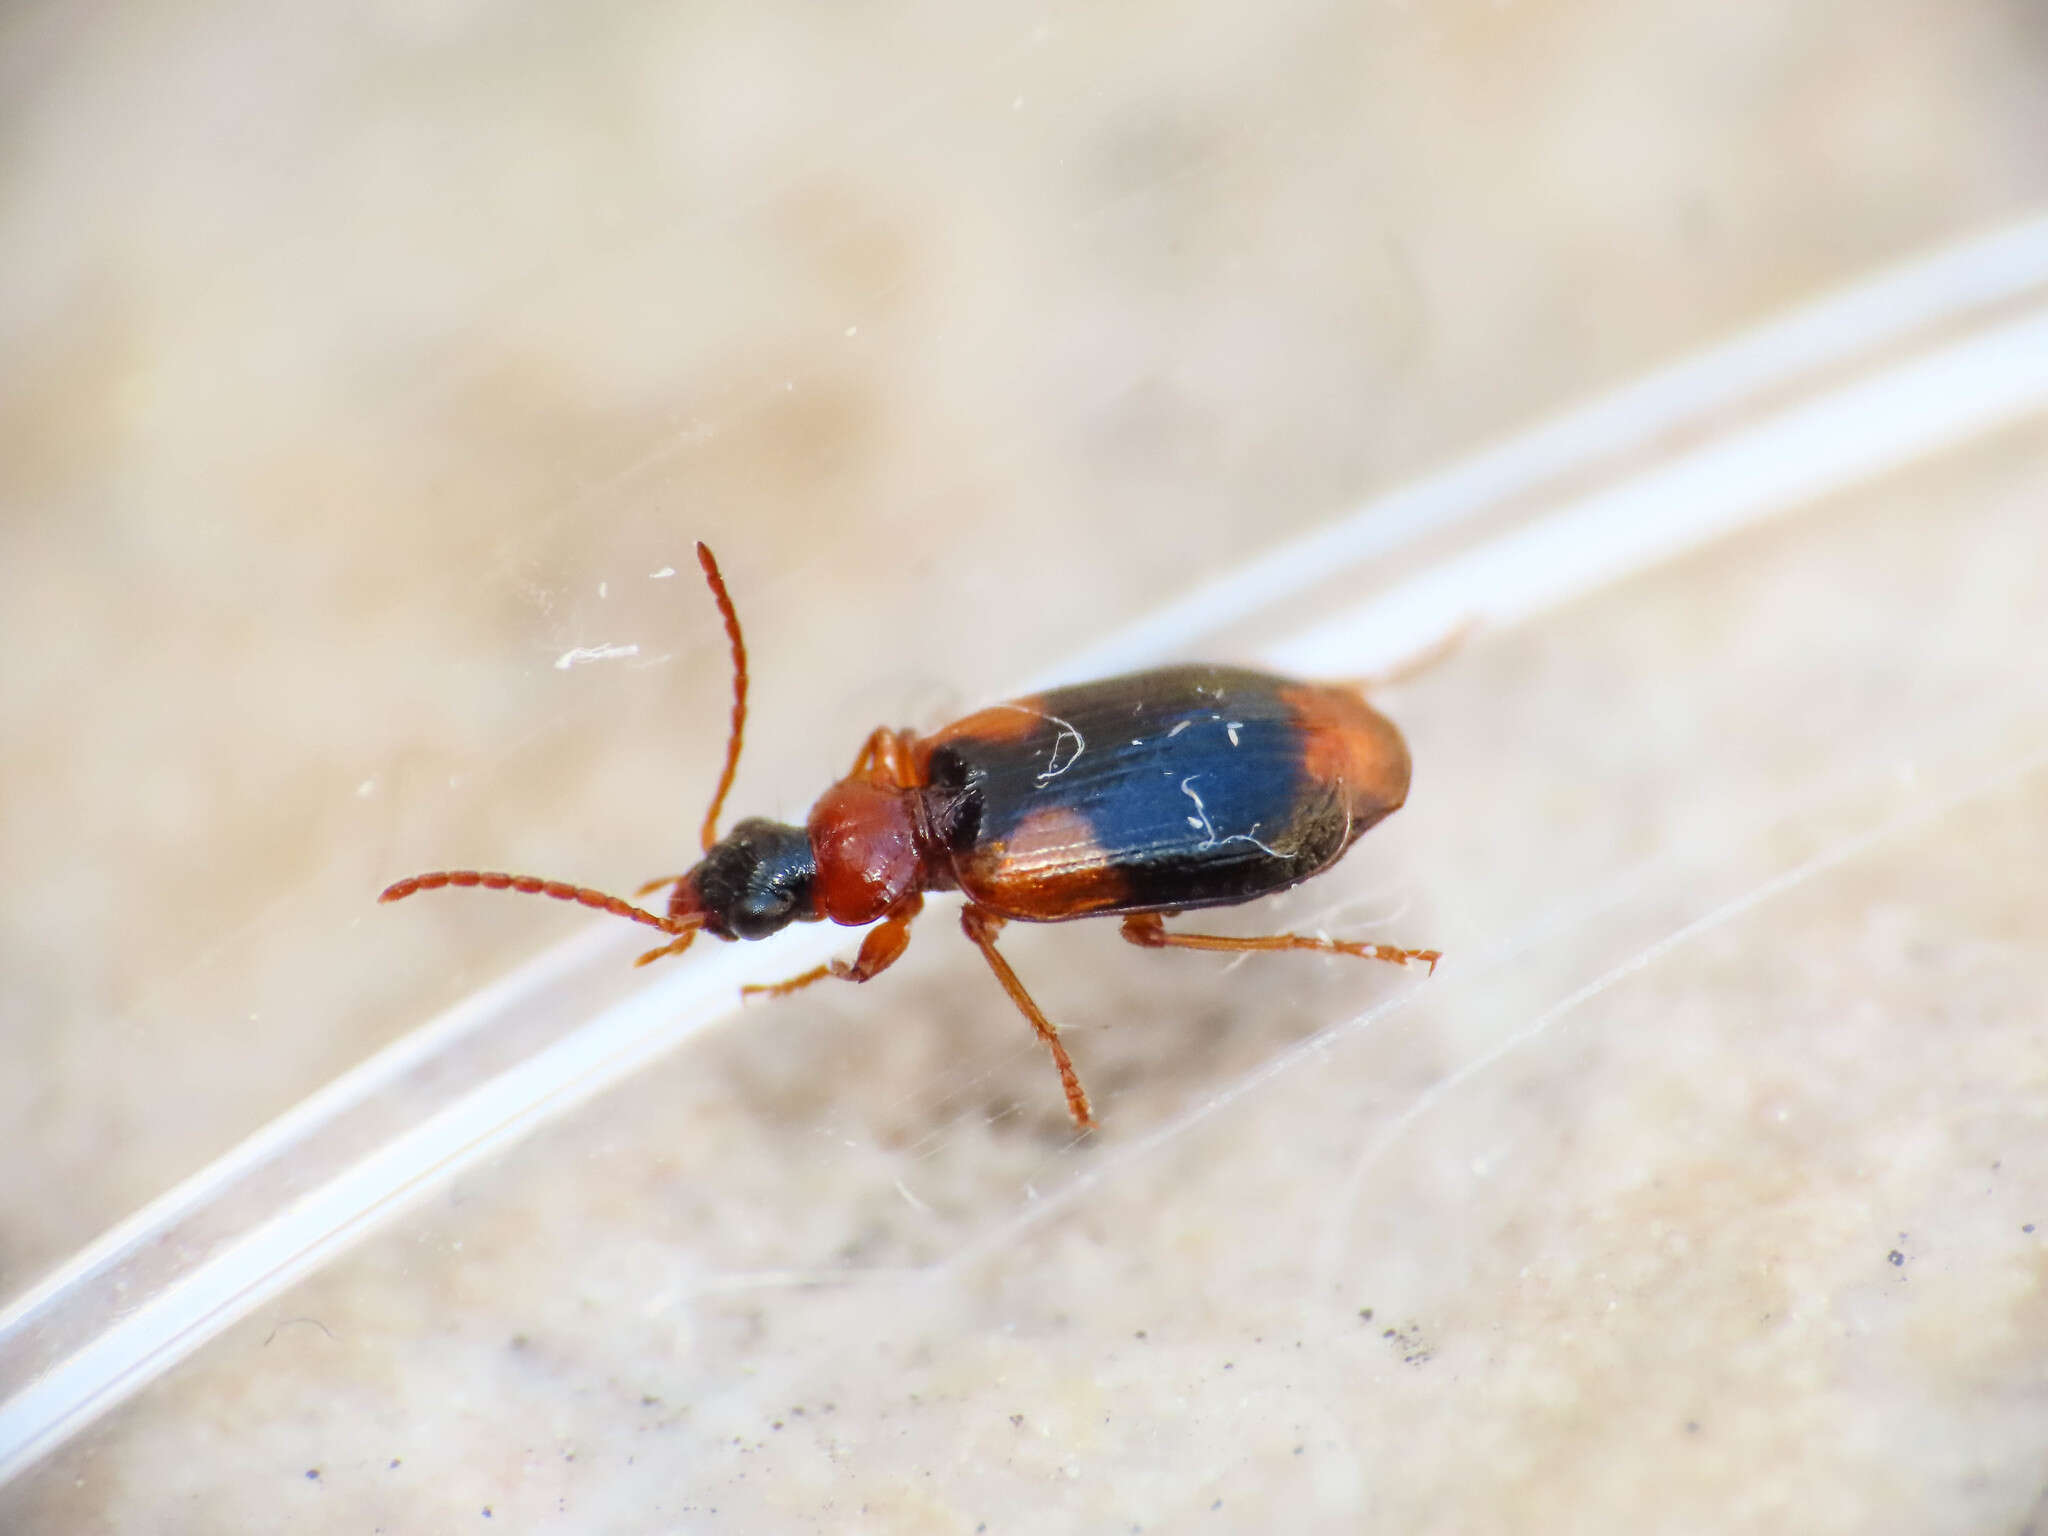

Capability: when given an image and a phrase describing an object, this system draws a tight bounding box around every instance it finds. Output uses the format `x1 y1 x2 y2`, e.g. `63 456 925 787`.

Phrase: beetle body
382 548 1436 1128
918 664 1409 923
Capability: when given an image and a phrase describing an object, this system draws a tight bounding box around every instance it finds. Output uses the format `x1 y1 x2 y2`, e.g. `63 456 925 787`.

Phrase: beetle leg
1337 618 1477 692
1120 912 1440 974
743 894 925 998
633 928 700 968
848 726 920 788
847 728 888 778
959 905 1094 1130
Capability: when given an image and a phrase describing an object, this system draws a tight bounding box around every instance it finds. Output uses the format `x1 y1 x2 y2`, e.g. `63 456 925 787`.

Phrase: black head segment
672 817 818 940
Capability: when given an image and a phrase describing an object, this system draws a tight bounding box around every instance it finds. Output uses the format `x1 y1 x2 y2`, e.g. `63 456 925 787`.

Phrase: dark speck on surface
1888 1249 1906 1267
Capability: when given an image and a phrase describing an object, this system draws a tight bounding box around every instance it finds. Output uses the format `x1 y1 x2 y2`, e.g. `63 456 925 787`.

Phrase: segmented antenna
378 870 692 935
694 540 749 853
380 541 750 963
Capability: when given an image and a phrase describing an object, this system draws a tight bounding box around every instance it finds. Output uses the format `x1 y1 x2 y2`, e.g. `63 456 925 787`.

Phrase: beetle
381 544 1438 1127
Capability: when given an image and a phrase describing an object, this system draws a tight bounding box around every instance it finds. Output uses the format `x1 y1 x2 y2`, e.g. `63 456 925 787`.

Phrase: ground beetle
381 545 1438 1127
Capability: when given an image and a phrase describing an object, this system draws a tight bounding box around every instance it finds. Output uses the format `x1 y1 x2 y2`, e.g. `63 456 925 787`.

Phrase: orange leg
743 895 924 997
1336 619 1477 692
847 726 920 788
847 727 889 778
632 928 700 968
1120 911 1439 972
959 906 1094 1130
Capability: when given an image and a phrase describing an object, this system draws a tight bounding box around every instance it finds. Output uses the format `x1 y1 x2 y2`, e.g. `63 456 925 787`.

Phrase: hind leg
1119 911 1439 973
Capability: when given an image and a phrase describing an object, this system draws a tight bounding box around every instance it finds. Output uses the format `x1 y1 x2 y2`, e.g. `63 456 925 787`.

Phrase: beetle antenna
695 540 749 853
378 869 700 938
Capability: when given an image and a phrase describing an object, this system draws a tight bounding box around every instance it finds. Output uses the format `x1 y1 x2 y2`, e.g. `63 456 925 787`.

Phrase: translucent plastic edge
1265 303 2048 675
3 210 2046 1490
1053 210 2048 683
0 923 629 1342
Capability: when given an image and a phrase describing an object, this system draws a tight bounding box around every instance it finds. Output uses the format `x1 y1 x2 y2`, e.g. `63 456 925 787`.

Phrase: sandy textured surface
4 0 2047 1530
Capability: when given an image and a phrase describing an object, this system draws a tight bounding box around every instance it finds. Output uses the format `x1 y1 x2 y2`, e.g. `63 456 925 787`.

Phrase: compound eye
735 826 816 938
693 818 815 940
731 883 795 939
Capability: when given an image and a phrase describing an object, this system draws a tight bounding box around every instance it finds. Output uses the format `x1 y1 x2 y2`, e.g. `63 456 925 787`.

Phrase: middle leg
847 726 920 788
959 905 1094 1129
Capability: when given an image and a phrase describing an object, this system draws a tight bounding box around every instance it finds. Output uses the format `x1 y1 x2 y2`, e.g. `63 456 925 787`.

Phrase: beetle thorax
806 779 927 926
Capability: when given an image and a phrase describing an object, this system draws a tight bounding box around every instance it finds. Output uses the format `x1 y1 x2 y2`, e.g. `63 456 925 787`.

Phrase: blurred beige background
4 0 2047 1530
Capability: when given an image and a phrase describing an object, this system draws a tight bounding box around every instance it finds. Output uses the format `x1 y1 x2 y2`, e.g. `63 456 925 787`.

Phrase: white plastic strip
1266 303 2048 677
1052 211 2048 683
0 934 771 1457
0 922 628 1342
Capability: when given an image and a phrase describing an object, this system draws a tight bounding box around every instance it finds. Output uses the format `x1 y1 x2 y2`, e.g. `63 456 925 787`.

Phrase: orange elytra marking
958 806 1131 921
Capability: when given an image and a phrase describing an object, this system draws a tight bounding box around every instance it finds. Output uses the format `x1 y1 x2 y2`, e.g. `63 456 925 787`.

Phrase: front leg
847 727 921 788
743 895 924 997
